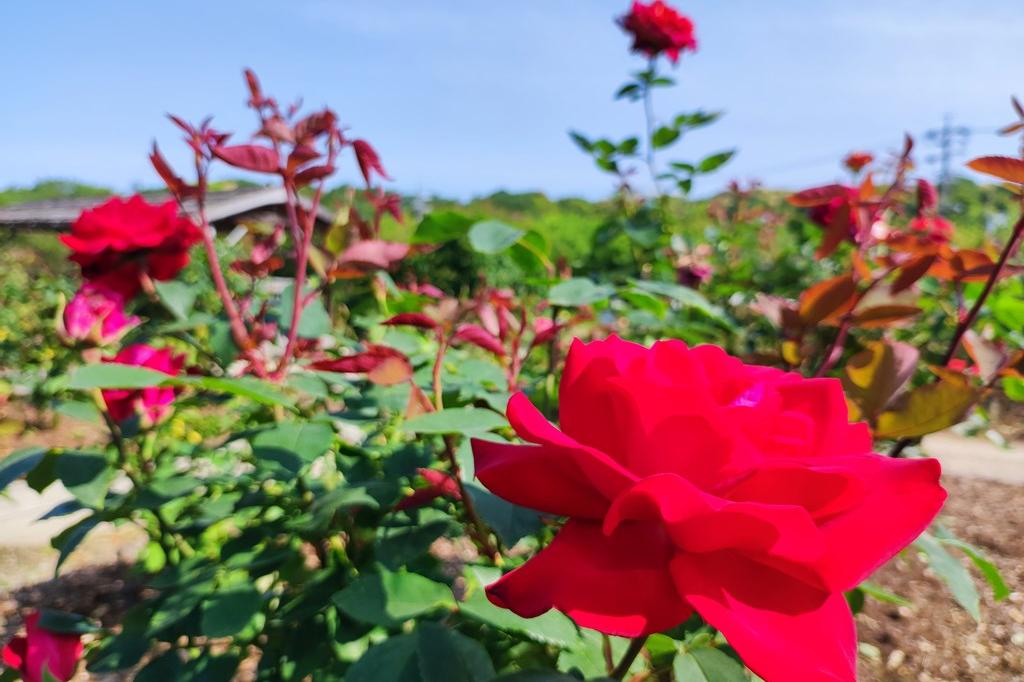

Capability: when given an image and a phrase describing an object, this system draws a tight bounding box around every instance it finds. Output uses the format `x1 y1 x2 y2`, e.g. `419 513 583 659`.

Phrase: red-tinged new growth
472 336 946 682
147 69 405 380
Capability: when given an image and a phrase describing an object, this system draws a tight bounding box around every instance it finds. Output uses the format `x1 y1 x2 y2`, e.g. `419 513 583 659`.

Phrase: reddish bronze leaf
798 275 857 325
966 156 1024 184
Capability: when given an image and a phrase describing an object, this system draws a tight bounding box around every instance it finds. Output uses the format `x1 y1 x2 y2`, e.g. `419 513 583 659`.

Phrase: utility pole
924 114 971 207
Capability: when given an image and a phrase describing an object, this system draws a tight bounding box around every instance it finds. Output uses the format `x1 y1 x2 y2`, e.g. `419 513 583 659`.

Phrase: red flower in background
58 283 139 346
472 336 945 682
619 1 697 63
101 344 185 426
61 195 202 292
842 151 874 173
1 612 83 682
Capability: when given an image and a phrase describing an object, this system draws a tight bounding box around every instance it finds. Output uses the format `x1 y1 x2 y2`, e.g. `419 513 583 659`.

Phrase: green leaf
403 407 506 435
916 532 980 620
135 651 184 682
465 483 541 546
468 220 525 254
153 280 197 321
344 634 419 682
489 671 585 675
548 278 614 307
251 421 334 474
934 530 1010 601
412 211 474 244
859 581 911 606
37 609 100 634
86 633 150 672
377 519 455 570
558 629 636 678
568 131 593 153
651 126 681 149
148 582 213 634
1003 376 1024 402
618 137 640 155
459 566 581 647
628 279 727 322
55 451 113 509
697 150 736 173
0 447 46 493
54 400 101 424
614 83 641 100
276 283 331 338
67 364 168 390
200 586 262 637
673 647 747 682
181 375 296 409
51 515 100 574
332 571 455 627
675 111 721 129
416 622 495 682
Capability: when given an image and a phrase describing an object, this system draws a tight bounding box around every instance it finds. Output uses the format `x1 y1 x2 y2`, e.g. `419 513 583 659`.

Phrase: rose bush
1 2 1021 681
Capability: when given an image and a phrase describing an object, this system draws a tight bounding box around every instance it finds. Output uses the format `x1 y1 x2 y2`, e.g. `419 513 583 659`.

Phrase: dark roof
0 187 334 231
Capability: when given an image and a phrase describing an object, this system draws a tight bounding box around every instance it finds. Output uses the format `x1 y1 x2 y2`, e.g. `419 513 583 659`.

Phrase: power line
923 114 973 204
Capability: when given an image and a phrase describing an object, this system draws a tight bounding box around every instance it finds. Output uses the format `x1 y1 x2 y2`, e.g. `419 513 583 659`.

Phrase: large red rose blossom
619 1 697 63
101 344 185 426
61 195 202 292
1 612 83 682
471 336 945 682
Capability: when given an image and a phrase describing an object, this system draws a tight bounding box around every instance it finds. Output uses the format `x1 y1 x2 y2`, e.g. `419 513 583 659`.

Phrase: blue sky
2 1 1023 200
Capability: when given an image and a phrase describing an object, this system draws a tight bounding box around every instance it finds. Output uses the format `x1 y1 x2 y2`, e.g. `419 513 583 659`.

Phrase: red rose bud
619 1 697 63
472 336 945 682
1 612 83 682
58 283 139 346
61 195 202 284
101 344 185 427
842 151 874 173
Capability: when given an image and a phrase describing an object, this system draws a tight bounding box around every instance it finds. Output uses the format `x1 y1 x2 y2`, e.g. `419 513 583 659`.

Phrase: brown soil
859 476 1024 681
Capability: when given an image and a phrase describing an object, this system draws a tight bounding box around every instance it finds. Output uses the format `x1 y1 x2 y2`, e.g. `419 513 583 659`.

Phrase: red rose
619 1 697 63
472 336 945 682
61 195 202 290
1 612 83 682
842 151 873 173
101 344 185 426
58 282 140 346
907 215 953 244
